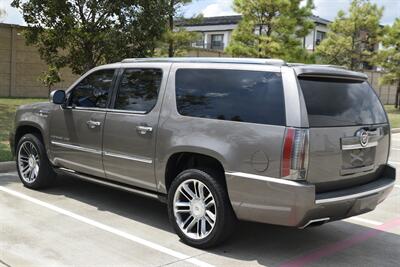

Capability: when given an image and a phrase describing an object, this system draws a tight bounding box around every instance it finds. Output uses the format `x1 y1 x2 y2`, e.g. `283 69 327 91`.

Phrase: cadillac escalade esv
10 58 395 248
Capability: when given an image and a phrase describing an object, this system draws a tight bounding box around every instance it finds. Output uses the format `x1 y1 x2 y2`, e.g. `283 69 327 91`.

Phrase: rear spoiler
294 66 368 81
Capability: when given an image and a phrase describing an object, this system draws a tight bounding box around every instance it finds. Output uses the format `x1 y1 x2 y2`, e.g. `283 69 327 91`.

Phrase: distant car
10 58 395 248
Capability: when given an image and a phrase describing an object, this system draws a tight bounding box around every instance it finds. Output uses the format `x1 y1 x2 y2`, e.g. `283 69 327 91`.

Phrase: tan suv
10 58 395 248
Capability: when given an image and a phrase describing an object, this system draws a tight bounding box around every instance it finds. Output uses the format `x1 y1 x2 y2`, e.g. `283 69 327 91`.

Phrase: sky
1 0 399 26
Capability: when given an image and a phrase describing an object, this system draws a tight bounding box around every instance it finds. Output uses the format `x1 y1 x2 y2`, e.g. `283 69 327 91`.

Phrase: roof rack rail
121 57 286 66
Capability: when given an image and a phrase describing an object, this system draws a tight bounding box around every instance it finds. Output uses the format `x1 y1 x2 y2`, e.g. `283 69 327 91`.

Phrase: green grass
0 98 47 162
384 105 400 129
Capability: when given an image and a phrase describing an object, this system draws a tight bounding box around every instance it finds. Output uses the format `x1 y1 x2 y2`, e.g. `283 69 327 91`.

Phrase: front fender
14 103 53 156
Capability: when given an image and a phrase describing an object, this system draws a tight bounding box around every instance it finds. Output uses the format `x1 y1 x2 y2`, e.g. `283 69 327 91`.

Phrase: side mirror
50 90 66 105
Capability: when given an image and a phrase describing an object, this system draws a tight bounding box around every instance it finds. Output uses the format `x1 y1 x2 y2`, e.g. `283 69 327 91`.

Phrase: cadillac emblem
359 129 369 147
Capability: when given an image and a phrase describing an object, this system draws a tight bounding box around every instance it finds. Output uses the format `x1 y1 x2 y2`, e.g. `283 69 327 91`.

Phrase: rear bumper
225 165 396 227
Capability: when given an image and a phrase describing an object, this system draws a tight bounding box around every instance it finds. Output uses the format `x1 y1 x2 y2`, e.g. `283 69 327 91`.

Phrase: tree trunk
396 81 400 109
168 1 174 57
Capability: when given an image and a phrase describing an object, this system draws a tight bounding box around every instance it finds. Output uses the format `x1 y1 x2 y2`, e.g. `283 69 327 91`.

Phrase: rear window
299 77 387 127
175 69 285 125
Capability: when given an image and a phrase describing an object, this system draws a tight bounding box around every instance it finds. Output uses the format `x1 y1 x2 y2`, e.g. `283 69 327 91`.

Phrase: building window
194 34 205 48
210 34 224 50
316 31 326 46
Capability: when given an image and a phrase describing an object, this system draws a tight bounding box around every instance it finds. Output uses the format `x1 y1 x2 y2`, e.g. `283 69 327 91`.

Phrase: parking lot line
0 185 214 267
347 217 383 226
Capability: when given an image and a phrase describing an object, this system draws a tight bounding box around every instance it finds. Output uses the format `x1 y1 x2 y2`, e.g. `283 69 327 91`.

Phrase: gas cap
251 150 269 172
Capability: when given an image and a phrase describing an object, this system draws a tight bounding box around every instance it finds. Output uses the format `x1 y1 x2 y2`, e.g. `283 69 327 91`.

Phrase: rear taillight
281 128 309 180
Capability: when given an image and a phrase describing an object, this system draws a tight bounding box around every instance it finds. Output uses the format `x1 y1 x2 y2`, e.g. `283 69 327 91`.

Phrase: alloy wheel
173 179 217 240
18 141 40 183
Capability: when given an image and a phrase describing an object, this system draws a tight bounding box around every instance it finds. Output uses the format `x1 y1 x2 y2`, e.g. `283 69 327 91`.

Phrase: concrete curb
392 128 400 134
0 161 16 173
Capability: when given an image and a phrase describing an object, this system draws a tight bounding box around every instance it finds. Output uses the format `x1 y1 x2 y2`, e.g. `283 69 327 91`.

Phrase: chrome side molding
51 141 153 164
225 171 304 186
51 141 102 155
103 151 152 164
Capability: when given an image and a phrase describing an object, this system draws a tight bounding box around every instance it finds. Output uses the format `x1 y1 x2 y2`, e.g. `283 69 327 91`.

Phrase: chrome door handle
136 126 153 135
38 110 50 117
86 120 101 129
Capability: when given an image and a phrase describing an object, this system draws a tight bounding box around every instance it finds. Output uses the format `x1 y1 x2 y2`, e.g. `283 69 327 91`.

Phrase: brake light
281 128 309 180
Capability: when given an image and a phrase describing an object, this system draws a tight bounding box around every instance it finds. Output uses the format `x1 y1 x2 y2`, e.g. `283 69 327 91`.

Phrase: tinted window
299 77 387 127
175 69 285 125
70 69 115 108
115 69 163 112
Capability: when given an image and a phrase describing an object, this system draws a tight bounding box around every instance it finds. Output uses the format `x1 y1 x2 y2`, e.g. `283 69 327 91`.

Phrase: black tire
16 133 56 189
168 168 236 248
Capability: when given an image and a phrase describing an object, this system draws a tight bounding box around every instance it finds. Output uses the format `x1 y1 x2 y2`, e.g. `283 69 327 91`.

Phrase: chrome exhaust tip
299 217 330 229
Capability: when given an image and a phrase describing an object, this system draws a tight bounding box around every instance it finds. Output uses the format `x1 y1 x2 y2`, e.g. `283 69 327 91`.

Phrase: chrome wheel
173 179 216 240
18 141 40 183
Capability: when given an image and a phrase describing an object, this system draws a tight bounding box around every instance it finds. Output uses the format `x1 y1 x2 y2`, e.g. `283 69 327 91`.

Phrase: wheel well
14 125 43 153
165 152 226 191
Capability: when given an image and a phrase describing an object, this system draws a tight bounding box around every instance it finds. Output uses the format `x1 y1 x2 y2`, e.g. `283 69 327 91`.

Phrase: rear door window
114 68 163 113
299 77 387 127
175 69 285 125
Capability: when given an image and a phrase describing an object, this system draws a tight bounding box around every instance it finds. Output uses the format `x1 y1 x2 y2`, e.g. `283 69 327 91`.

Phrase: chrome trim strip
51 141 102 155
107 109 147 115
225 171 304 186
59 167 76 173
72 107 108 112
315 181 395 204
340 165 375 175
67 106 146 115
342 141 379 150
299 217 330 229
103 151 153 164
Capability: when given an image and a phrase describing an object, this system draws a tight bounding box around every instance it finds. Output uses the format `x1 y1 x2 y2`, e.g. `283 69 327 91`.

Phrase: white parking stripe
391 148 400 151
388 160 400 165
0 186 214 267
0 172 17 176
347 216 383 226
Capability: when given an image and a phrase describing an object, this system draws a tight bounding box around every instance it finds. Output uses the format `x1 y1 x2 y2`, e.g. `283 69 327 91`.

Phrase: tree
0 8 6 21
39 65 62 95
316 0 383 71
225 0 315 62
158 0 200 57
11 0 168 75
375 19 400 108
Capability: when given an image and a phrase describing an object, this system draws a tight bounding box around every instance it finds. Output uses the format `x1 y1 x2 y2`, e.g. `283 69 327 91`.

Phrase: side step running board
56 168 166 203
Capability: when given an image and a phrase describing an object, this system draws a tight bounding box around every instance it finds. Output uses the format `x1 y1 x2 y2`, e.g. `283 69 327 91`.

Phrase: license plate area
341 147 376 174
